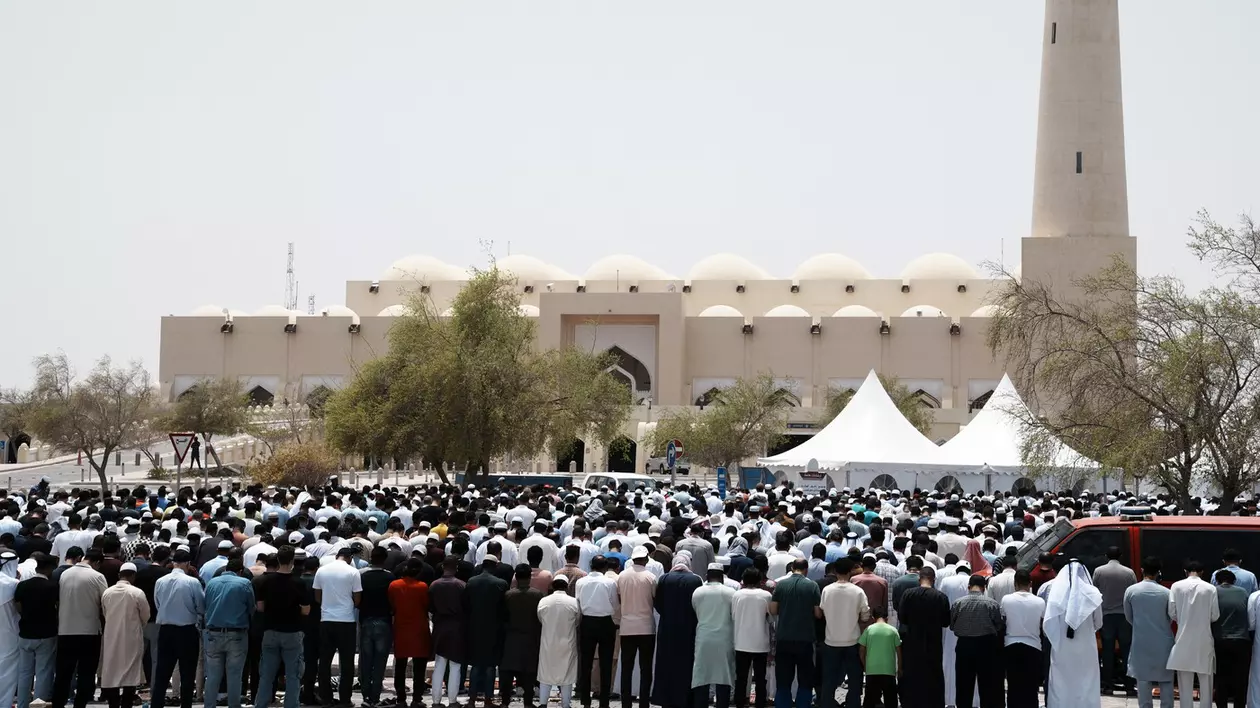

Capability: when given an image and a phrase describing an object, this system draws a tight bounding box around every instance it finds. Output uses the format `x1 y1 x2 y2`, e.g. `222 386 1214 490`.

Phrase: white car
582 472 658 490
646 457 691 475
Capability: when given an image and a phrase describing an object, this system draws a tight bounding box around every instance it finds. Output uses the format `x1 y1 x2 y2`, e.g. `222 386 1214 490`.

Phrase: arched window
694 387 724 407
305 385 333 418
935 476 963 494
605 346 652 393
247 385 275 406
914 389 941 409
775 387 802 407
870 474 899 490
1012 477 1037 496
969 390 994 413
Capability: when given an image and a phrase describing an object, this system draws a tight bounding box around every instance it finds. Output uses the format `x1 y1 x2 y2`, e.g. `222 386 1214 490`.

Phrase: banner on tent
795 470 838 493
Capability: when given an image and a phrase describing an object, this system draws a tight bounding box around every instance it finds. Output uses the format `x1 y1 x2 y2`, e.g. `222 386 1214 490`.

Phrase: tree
250 440 340 487
817 374 935 434
986 218 1260 511
158 378 249 470
0 387 37 463
646 373 796 471
324 266 633 484
28 353 155 495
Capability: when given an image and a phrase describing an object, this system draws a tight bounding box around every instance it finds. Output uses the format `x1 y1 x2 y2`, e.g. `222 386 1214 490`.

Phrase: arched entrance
247 385 275 406
5 432 30 464
935 476 963 494
870 474 899 490
305 385 333 417
605 346 651 400
607 436 637 473
556 439 586 473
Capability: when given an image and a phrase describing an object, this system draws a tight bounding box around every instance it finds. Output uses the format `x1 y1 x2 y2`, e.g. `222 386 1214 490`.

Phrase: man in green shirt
770 559 821 708
859 606 902 707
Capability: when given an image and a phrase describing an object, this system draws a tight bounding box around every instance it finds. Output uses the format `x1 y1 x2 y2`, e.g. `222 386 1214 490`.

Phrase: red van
1015 513 1260 582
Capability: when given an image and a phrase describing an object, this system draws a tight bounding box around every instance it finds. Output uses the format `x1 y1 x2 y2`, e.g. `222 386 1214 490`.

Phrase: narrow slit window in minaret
1051 23 1057 44
1076 152 1083 174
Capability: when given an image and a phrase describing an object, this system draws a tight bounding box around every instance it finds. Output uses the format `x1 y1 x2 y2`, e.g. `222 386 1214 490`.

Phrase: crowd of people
0 476 1258 708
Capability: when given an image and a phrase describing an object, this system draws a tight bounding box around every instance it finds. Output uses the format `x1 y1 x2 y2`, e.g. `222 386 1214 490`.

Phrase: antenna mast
307 294 316 315
285 243 297 311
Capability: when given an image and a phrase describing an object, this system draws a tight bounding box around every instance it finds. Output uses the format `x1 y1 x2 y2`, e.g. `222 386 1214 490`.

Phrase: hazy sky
1 2 1256 387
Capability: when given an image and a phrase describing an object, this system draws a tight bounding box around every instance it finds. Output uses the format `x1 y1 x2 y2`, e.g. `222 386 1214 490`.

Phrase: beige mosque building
157 0 1136 476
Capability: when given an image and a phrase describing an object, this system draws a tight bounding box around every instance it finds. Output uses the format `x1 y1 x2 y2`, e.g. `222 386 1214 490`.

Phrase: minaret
1022 0 1136 286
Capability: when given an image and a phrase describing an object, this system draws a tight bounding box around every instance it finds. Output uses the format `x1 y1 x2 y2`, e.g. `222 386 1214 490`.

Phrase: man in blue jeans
14 552 59 708
203 557 256 708
356 547 396 707
254 546 310 708
769 558 821 708
818 559 870 708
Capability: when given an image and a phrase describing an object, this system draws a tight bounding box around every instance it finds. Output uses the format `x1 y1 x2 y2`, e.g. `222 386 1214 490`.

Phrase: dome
376 305 409 317
832 305 880 318
496 254 576 282
381 254 467 282
793 253 872 281
970 305 998 317
899 253 979 281
584 255 672 282
901 305 947 318
698 305 744 318
317 305 358 318
518 304 540 317
254 305 299 317
764 305 811 318
189 305 227 317
687 254 771 281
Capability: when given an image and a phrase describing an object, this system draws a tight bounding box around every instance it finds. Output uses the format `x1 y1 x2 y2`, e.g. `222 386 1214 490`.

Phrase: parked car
1016 511 1260 582
582 472 659 491
645 456 691 475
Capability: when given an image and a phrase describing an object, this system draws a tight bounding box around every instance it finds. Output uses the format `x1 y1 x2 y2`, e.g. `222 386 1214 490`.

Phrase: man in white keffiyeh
1043 560 1104 707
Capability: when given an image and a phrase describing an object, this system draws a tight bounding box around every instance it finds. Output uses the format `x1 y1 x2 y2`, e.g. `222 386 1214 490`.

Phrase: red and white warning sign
169 432 196 464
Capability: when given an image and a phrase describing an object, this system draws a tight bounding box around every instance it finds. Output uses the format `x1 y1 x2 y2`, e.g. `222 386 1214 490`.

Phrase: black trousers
619 633 655 708
955 635 1004 708
1215 638 1252 708
501 669 537 706
245 621 264 698
1004 642 1041 708
52 634 102 708
862 675 897 708
104 687 138 708
318 621 357 705
734 651 768 708
395 657 428 705
153 624 201 708
1100 613 1133 688
578 615 616 708
693 684 731 708
301 621 321 695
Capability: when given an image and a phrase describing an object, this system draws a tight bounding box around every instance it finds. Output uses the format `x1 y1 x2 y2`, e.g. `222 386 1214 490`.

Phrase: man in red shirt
851 554 890 623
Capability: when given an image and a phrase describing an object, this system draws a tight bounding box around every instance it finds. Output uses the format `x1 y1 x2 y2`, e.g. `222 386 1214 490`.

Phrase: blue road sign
717 467 728 499
666 441 677 469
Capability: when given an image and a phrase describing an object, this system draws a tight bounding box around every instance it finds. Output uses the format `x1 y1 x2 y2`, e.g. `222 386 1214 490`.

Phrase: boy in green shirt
858 606 901 707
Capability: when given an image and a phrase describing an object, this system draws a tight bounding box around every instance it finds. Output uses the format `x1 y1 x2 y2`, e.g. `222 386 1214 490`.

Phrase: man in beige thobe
101 563 150 708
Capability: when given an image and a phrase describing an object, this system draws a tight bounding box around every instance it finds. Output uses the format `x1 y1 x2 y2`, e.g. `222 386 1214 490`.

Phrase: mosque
157 0 1135 476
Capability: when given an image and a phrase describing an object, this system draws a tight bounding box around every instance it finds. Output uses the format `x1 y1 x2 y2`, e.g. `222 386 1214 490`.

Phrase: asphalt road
0 449 149 491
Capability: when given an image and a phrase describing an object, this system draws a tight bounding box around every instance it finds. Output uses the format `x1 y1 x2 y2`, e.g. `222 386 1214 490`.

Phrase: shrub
250 441 339 488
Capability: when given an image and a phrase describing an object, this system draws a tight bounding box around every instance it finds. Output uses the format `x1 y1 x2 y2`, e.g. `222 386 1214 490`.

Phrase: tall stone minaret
1022 0 1136 287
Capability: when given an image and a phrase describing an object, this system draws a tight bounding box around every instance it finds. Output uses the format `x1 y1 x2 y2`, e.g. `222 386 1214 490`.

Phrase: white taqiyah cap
120 562 137 573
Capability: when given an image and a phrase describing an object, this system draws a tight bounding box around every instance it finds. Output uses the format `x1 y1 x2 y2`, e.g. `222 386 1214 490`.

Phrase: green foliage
817 374 935 434
646 373 795 470
159 378 249 438
28 353 155 495
0 387 37 448
988 212 1260 510
324 266 632 482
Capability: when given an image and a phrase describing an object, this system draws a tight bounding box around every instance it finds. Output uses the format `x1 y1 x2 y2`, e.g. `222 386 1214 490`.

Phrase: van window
1058 527 1128 573
1140 528 1260 583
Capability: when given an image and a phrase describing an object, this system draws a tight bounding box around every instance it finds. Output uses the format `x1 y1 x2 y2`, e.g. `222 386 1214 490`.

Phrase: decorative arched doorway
605 346 652 399
870 474 899 490
5 432 30 464
935 476 963 494
556 439 586 473
247 385 275 406
607 436 637 473
1012 477 1037 496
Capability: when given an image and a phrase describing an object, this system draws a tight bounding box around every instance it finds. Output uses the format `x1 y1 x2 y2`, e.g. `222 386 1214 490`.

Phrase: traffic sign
169 432 196 464
666 441 677 469
672 439 684 458
716 467 728 500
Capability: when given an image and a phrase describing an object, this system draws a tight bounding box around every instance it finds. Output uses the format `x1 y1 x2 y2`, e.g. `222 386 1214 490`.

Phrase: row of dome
380 252 1001 284
189 303 998 319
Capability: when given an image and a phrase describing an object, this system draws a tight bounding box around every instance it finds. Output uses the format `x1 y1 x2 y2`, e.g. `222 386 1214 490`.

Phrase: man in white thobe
1167 562 1218 708
1246 588 1260 708
537 576 580 708
0 551 20 708
1043 560 1104 708
692 563 737 708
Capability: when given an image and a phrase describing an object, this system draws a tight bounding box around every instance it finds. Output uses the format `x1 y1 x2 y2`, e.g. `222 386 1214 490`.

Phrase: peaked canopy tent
938 374 1102 494
758 370 972 492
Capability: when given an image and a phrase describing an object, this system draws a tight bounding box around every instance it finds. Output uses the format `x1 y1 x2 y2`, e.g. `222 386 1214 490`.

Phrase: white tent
758 370 954 485
938 373 1100 476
